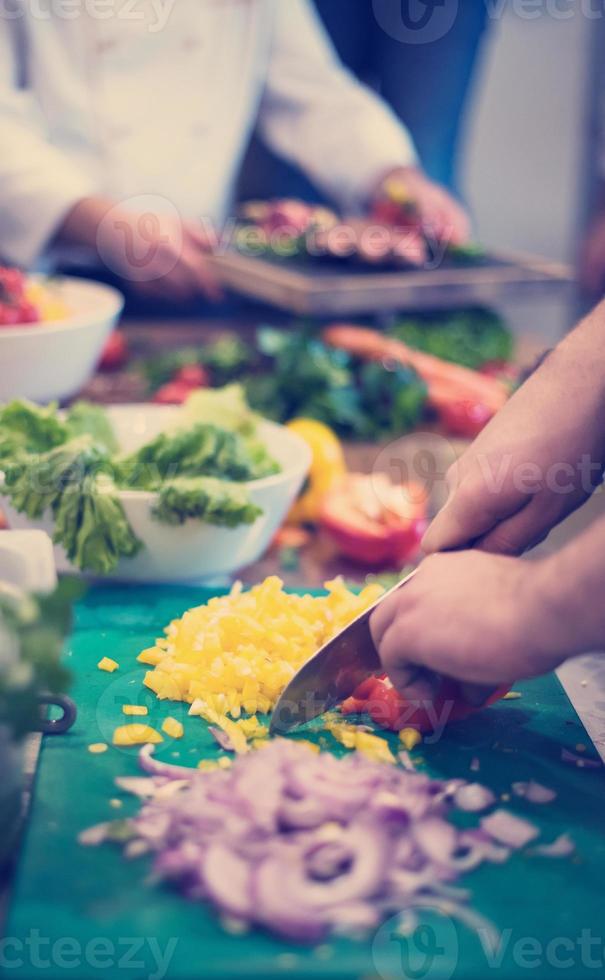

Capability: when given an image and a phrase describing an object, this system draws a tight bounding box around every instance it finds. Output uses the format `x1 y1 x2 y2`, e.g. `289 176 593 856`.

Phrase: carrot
322 324 508 414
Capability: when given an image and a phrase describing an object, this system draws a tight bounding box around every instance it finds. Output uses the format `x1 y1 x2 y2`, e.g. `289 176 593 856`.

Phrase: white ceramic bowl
0 277 124 403
1 404 311 583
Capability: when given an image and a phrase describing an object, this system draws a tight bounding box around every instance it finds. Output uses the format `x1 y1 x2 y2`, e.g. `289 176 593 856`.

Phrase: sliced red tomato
172 363 210 388
438 399 493 439
152 381 192 404
98 331 128 371
343 674 509 733
320 473 428 567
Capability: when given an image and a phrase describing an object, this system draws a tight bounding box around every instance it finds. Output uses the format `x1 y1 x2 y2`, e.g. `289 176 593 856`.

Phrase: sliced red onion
209 727 235 752
84 739 567 945
115 777 157 798
203 844 254 919
530 834 575 858
511 780 556 804
413 818 457 864
480 809 539 849
78 822 112 846
454 782 496 813
138 744 195 779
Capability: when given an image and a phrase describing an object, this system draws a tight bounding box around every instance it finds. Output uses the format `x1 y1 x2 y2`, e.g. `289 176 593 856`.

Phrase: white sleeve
258 0 417 211
0 19 97 268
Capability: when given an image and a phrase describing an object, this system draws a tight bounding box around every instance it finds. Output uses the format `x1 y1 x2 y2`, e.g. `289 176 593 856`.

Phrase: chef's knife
269 569 417 735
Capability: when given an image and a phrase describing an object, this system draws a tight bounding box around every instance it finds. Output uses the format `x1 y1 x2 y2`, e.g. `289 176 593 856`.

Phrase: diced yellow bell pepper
88 743 108 754
399 727 422 751
162 717 184 739
112 724 163 746
123 705 148 716
138 647 163 666
97 657 119 673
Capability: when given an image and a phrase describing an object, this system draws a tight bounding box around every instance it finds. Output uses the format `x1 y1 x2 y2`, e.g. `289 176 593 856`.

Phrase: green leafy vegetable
118 423 278 490
141 337 253 390
153 477 262 527
65 401 118 453
392 308 513 370
0 387 279 574
3 437 140 574
356 361 427 438
180 383 260 435
0 400 68 461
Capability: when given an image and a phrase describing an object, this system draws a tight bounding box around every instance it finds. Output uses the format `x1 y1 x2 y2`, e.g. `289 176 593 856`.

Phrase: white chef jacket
0 0 416 268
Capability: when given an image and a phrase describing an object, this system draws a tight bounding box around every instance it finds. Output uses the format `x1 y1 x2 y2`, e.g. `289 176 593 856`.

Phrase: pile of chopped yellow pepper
139 576 383 740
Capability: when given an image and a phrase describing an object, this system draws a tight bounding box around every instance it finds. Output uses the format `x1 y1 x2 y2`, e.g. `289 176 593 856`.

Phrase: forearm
54 196 117 251
535 510 605 661
548 298 605 407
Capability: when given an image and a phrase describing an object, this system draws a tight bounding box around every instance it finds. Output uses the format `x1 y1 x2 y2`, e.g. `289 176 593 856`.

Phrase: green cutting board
5 585 605 980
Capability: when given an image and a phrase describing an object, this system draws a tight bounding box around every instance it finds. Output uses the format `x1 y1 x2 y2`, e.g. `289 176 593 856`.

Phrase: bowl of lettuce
0 387 311 582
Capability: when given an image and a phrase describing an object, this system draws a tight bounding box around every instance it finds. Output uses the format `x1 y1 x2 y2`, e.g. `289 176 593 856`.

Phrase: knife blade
269 569 417 734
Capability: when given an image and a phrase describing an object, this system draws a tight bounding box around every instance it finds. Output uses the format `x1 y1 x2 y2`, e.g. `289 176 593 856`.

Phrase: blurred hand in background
56 197 223 303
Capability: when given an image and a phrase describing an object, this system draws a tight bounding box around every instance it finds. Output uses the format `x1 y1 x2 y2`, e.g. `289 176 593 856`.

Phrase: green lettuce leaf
117 423 278 490
65 401 118 453
152 476 262 527
178 383 258 434
0 400 68 461
3 438 140 574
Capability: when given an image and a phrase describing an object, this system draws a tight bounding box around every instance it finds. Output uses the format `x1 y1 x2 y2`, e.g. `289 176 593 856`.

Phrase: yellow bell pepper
112 724 163 746
286 418 346 524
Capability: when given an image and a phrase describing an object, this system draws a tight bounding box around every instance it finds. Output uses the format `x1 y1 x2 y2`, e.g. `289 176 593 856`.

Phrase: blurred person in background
240 0 491 202
0 0 468 306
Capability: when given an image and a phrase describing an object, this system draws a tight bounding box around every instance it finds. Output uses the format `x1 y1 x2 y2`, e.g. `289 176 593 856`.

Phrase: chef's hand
373 166 471 247
580 207 605 295
56 196 223 302
369 550 566 692
422 303 605 557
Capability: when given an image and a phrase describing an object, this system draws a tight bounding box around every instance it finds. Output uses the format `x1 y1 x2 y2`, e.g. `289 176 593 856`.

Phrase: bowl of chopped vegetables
0 386 311 582
0 269 123 403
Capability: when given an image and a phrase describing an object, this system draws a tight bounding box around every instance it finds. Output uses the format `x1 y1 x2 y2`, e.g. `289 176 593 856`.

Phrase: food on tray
236 195 482 267
82 738 567 945
323 323 509 437
0 387 279 573
0 267 70 326
320 472 428 566
140 575 383 721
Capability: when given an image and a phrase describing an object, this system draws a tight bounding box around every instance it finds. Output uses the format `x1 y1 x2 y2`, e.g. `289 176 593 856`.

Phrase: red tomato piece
320 473 428 567
346 674 510 733
152 381 192 404
98 331 128 371
438 399 493 438
172 363 210 388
